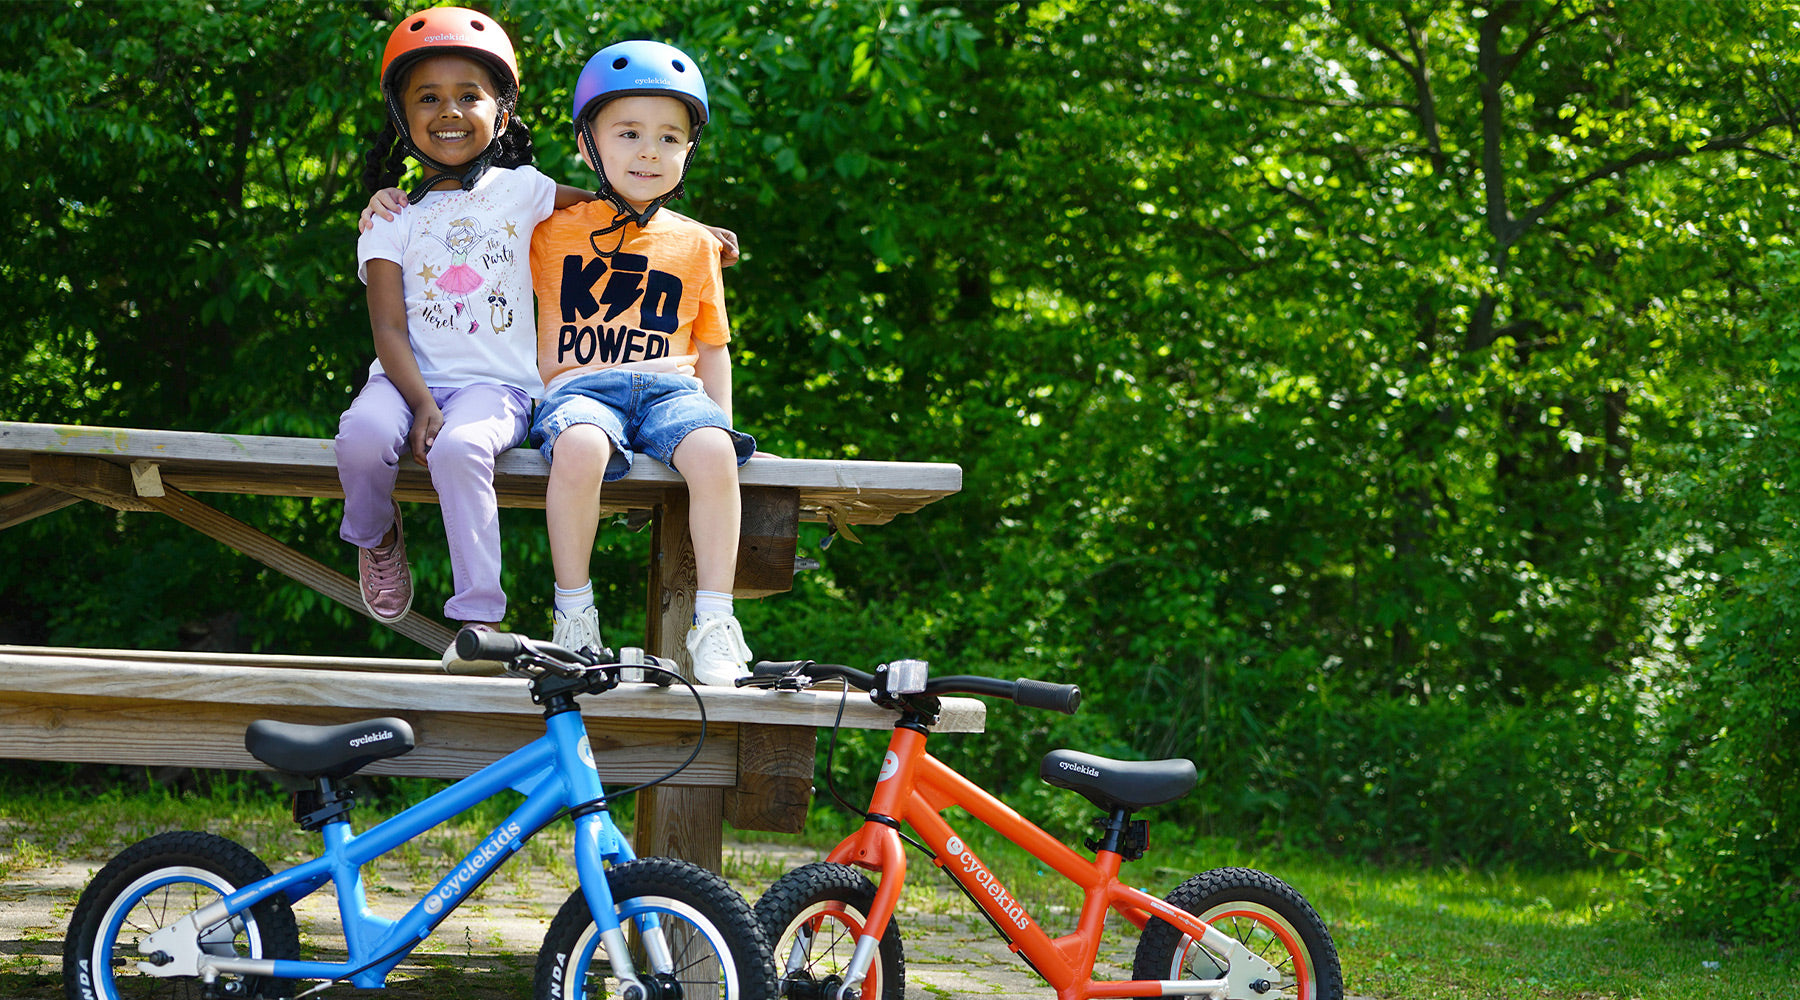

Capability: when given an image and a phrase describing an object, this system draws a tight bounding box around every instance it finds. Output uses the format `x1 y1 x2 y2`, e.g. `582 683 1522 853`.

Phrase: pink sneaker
358 503 413 623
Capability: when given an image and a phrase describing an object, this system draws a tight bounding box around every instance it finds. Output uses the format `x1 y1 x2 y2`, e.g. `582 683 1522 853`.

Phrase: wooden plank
0 484 82 530
27 454 158 511
0 651 989 731
635 784 725 872
141 485 456 654
649 496 698 681
0 690 732 784
636 495 718 864
17 454 452 651
1 645 455 675
735 486 799 598
724 723 816 834
0 421 963 525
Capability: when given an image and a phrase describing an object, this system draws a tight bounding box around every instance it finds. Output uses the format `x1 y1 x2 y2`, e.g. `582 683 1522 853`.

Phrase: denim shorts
530 370 755 482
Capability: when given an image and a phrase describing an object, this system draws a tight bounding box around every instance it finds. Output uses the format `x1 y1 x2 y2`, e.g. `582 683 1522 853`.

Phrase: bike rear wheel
754 861 905 1000
1132 867 1342 1000
63 830 299 1000
534 856 775 1000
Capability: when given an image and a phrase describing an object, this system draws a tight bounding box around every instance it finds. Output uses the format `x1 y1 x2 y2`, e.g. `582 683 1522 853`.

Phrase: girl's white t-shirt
357 164 558 396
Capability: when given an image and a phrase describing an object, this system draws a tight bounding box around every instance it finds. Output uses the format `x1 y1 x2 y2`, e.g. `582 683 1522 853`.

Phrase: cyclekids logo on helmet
943 835 1028 930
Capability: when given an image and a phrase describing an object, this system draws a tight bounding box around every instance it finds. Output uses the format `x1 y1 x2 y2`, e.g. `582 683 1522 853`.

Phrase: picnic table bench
0 420 976 870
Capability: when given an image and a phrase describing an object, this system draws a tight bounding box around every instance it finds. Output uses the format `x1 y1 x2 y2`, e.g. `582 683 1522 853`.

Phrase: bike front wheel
1132 867 1342 1000
63 830 300 1000
754 861 905 1000
534 856 775 1000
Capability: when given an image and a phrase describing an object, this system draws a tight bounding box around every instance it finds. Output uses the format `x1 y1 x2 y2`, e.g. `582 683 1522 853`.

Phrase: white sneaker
686 613 752 686
554 606 605 656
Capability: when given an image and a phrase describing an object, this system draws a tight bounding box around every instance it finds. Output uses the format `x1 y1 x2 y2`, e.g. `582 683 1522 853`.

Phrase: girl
337 6 573 658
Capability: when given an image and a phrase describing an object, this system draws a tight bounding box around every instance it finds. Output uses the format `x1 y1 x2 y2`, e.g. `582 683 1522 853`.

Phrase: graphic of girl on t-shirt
429 216 492 334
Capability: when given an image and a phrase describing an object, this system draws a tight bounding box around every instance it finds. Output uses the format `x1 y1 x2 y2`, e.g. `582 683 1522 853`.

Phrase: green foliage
3 0 1799 944
1618 248 1800 941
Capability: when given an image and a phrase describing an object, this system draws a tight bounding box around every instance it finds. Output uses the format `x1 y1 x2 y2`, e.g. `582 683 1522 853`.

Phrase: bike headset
379 6 522 202
571 39 709 243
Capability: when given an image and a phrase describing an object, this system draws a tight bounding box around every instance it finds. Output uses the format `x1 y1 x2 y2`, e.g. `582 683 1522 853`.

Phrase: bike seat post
294 775 358 833
1087 807 1131 855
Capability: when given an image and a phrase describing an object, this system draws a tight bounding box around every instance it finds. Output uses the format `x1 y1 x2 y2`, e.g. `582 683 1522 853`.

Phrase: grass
3 777 1796 998
771 805 1800 999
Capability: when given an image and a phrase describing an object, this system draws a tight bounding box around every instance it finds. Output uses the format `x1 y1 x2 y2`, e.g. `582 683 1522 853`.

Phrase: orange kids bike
740 658 1343 1000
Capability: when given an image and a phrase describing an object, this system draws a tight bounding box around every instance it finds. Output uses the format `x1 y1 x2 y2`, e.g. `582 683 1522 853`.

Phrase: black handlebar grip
456 626 525 664
1013 678 1082 715
751 660 813 677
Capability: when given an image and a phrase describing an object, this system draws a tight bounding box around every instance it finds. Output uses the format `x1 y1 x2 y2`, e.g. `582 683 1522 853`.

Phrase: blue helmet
572 40 709 136
572 40 710 226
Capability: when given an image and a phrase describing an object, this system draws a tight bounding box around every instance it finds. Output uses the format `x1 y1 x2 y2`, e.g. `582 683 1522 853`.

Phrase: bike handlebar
455 626 532 664
447 626 676 686
746 660 1082 716
1013 677 1085 715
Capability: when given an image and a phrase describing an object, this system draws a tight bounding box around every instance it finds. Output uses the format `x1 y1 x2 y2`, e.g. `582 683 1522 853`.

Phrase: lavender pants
336 375 532 623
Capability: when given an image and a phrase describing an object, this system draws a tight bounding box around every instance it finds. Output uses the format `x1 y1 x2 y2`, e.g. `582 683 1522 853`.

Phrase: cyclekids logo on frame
423 821 524 915
944 836 1028 930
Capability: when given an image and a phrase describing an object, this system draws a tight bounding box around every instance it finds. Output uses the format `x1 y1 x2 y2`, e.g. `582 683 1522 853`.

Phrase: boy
528 40 756 684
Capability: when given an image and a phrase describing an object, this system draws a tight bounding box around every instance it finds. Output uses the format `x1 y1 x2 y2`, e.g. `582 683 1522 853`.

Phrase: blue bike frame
132 707 652 990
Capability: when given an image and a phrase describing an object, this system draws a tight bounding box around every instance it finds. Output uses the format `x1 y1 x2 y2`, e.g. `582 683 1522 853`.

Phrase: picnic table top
0 420 962 525
0 644 988 732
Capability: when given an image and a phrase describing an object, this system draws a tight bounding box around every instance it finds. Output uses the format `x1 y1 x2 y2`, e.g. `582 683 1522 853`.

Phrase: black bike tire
63 829 300 1000
753 861 905 1000
1131 866 1343 1000
532 856 776 1000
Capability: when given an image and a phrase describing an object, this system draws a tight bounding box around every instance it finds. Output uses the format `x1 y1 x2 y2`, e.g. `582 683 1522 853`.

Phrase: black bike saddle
245 717 417 779
1039 748 1197 812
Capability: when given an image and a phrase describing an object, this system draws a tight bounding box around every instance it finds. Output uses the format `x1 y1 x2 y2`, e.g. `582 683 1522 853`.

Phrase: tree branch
1495 0 1584 80
1343 0 1446 170
1477 1 1524 246
1519 122 1787 231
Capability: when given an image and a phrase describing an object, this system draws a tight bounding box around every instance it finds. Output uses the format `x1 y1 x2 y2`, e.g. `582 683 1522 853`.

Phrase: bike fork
835 936 885 1000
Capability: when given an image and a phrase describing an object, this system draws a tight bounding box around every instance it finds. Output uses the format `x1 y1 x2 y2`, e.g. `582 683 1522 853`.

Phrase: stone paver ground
2 840 1364 998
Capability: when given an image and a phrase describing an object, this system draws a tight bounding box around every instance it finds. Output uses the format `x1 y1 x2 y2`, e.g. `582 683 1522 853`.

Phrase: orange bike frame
823 725 1286 1000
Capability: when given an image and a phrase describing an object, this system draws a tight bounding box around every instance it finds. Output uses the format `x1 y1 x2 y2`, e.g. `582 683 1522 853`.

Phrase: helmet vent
408 19 425 31
612 57 629 70
672 60 687 72
470 20 486 30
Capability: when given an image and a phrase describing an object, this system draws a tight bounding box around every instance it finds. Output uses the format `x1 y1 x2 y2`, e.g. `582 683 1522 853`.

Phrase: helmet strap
577 118 704 229
386 91 510 202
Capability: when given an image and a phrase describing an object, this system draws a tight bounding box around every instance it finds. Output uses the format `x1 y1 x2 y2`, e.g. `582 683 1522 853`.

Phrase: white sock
694 590 733 621
555 582 593 614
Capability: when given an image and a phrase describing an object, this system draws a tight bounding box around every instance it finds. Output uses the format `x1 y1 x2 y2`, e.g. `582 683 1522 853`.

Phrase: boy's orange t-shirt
530 202 729 393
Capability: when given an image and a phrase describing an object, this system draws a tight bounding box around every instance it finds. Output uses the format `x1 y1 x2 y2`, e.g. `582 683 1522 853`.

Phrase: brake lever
735 668 817 692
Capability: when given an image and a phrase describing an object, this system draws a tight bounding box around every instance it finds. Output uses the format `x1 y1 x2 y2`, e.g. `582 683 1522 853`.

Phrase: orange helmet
378 6 522 197
380 6 520 103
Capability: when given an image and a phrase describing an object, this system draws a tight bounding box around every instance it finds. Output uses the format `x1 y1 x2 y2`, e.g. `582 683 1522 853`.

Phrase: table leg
635 494 726 870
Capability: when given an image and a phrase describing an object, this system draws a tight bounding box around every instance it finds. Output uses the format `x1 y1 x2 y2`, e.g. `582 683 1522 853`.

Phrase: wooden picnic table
0 420 973 870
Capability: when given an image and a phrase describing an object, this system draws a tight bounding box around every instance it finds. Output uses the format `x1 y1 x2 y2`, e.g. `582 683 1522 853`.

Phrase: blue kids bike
62 628 776 1000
